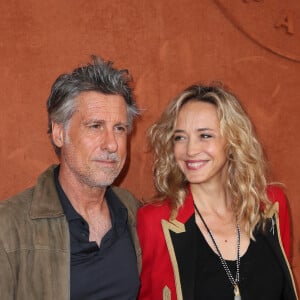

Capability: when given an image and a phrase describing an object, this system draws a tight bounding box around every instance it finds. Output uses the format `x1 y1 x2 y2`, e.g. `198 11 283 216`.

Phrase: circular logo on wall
214 0 300 62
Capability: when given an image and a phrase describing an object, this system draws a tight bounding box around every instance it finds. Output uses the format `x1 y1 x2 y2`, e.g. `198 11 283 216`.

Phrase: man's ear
52 122 65 148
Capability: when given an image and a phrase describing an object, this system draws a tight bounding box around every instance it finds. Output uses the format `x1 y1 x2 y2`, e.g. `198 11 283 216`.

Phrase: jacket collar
171 187 195 224
29 165 65 219
263 201 279 219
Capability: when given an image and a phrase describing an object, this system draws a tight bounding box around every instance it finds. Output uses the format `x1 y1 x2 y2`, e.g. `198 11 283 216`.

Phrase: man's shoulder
0 165 58 221
0 188 34 212
111 186 141 211
0 187 34 231
111 186 139 203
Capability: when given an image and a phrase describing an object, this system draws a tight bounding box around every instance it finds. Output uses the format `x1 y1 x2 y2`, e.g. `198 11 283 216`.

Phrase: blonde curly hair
148 84 272 236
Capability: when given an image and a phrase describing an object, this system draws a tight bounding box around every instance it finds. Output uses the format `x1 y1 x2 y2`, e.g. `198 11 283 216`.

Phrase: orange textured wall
0 0 299 290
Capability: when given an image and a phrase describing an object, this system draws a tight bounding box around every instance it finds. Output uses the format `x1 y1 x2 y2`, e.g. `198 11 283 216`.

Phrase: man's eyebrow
115 122 130 128
83 119 105 125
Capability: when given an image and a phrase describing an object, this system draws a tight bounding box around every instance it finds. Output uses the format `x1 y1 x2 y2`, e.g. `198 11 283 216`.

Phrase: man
0 56 141 300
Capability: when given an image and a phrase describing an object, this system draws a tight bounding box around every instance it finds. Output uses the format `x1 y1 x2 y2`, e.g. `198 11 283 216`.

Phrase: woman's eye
200 133 212 139
173 135 185 142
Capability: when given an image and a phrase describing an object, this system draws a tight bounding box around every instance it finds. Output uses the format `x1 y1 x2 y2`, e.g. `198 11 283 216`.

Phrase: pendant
234 284 241 300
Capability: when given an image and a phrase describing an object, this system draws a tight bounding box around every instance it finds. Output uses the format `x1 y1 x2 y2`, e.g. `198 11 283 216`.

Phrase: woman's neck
190 182 232 216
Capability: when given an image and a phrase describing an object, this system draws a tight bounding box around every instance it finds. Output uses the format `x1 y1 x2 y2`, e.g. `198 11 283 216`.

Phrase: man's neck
58 168 107 216
58 166 112 246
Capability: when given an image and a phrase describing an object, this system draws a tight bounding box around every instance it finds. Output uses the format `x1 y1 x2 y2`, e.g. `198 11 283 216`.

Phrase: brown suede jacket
0 165 141 300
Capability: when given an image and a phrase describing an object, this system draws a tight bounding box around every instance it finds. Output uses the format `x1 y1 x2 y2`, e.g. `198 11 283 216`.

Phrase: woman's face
173 100 228 187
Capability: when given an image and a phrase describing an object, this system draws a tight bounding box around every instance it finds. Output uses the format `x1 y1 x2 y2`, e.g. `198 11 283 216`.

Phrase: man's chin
94 175 119 188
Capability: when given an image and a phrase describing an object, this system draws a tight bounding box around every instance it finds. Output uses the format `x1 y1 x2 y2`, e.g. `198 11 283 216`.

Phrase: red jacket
137 185 297 300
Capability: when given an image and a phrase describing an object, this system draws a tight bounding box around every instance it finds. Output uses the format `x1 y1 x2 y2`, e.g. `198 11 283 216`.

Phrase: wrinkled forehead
66 91 128 127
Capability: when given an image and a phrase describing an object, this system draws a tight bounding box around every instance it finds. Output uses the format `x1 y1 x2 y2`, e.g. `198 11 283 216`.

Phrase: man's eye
89 124 101 129
115 125 128 133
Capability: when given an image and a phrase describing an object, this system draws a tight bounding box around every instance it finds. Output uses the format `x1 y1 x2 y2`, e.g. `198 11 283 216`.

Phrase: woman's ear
226 144 234 160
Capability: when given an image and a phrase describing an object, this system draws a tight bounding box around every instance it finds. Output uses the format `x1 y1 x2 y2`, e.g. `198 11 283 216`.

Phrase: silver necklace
194 203 242 300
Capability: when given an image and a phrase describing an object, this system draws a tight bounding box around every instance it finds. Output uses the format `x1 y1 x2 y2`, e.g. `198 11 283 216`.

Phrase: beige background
0 0 299 291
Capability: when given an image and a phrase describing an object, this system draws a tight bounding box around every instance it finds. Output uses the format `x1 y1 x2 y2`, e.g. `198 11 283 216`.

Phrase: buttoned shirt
54 167 139 300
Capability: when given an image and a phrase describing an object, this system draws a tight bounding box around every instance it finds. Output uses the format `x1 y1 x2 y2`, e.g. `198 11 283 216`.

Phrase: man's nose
101 130 118 153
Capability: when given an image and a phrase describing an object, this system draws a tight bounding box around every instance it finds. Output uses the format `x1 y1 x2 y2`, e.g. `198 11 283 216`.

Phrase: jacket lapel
263 208 298 300
161 192 196 300
162 219 186 300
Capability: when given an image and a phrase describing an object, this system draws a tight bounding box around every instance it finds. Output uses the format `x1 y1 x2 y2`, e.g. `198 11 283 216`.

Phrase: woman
137 84 298 300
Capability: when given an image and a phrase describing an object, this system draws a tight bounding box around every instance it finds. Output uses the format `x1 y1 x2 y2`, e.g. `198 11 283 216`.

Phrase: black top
194 218 284 300
54 166 139 300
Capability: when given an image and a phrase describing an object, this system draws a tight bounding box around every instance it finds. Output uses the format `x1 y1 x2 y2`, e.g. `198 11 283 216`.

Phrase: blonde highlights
148 84 271 236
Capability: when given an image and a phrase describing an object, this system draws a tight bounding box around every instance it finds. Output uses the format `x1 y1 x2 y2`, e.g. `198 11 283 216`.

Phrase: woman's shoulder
265 184 289 222
266 184 287 205
137 199 172 239
138 198 171 218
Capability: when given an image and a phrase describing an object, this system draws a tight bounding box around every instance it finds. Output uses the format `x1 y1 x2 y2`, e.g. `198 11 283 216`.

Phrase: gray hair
47 55 139 156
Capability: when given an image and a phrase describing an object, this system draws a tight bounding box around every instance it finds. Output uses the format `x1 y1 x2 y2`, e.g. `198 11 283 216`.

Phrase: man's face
54 91 128 189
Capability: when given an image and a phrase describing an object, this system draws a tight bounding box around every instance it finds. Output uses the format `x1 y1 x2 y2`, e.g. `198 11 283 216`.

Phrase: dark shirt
193 217 284 300
54 167 139 300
